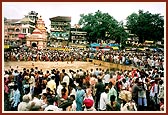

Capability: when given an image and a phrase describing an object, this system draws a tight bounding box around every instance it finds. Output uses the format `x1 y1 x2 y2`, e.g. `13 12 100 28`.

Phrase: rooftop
5 19 21 24
49 16 71 22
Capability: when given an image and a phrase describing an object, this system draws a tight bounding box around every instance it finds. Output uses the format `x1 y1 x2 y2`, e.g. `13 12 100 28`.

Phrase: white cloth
17 102 32 111
99 92 108 110
69 100 77 111
44 105 62 111
63 75 70 86
57 85 63 97
69 88 76 98
103 74 110 84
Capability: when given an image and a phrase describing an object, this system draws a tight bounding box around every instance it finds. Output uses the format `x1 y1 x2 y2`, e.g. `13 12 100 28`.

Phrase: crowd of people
4 64 164 111
4 46 165 111
4 46 164 71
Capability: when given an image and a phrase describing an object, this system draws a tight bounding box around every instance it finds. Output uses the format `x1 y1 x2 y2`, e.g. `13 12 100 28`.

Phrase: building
124 26 139 45
70 24 87 45
4 11 38 46
26 16 47 49
49 16 71 47
4 19 27 46
25 11 38 24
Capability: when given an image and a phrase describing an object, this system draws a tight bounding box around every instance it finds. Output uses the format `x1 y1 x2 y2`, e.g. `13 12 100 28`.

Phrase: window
22 28 26 33
8 29 14 32
28 28 30 33
16 28 20 32
12 34 15 38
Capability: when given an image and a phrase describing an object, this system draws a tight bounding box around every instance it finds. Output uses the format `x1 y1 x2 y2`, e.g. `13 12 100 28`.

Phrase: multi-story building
70 24 87 45
124 26 139 45
19 16 35 36
4 19 22 45
4 11 38 45
49 16 71 47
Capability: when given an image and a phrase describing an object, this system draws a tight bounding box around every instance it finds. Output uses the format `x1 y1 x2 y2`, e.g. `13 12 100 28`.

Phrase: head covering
24 75 29 80
150 80 155 84
119 90 132 102
22 95 30 102
83 99 94 108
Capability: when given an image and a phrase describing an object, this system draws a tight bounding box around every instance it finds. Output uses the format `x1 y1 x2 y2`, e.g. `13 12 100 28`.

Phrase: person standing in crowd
11 85 21 111
29 73 35 95
158 80 164 101
44 97 62 111
131 78 140 105
137 79 147 111
95 78 105 110
107 82 117 102
106 95 120 111
67 95 76 111
46 75 56 95
76 84 85 111
83 98 96 111
99 88 109 111
17 95 33 111
103 69 110 87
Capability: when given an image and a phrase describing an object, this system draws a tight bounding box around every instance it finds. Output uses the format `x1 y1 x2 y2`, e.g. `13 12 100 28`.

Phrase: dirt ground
4 61 108 73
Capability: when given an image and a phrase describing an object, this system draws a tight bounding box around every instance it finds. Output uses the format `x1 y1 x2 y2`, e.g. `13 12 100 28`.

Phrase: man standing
99 88 109 111
46 75 56 95
11 85 21 111
107 82 117 102
95 78 105 110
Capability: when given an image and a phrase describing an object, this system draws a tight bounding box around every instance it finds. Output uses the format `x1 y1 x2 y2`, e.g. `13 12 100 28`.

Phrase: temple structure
26 16 47 49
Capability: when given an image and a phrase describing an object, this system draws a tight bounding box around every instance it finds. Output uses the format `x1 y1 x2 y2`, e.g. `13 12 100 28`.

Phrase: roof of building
5 19 21 24
30 28 43 39
20 17 34 23
32 28 42 34
49 16 71 22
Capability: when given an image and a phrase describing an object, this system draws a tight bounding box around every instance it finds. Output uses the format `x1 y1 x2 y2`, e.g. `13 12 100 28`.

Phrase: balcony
7 25 15 28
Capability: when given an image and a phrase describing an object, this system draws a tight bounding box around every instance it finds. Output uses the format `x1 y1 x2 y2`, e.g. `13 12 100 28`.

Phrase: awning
77 45 86 48
144 40 154 44
138 48 145 51
4 45 10 49
18 34 25 38
112 47 119 50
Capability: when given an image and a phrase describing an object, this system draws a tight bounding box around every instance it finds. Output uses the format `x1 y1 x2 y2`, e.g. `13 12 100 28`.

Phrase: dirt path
4 61 108 72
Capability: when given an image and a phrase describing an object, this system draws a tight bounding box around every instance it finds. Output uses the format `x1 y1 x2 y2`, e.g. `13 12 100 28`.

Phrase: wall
87 58 137 71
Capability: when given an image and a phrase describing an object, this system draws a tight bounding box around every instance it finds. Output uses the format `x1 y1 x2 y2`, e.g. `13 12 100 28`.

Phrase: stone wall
87 58 137 71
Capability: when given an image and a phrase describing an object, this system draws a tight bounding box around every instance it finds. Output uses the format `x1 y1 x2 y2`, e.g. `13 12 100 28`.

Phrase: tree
4 17 7 22
79 10 128 43
126 10 164 43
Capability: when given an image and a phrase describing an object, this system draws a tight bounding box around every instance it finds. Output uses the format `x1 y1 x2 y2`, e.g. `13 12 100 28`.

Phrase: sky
3 2 165 31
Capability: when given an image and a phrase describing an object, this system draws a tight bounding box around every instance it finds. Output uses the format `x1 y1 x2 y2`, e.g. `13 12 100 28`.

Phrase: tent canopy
144 40 154 44
112 46 119 50
90 43 100 47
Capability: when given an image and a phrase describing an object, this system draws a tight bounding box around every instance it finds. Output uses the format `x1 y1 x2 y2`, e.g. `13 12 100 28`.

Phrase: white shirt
63 75 70 86
99 92 108 110
18 102 32 111
68 100 77 111
103 74 110 83
29 76 35 87
44 105 62 111
69 88 76 98
57 85 63 97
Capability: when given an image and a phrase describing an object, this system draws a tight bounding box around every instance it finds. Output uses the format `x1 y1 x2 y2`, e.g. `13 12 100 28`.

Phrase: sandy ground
4 61 108 73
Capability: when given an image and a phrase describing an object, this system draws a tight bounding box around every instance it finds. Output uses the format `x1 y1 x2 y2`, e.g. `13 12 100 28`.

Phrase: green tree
4 17 7 21
79 10 128 43
126 10 164 43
